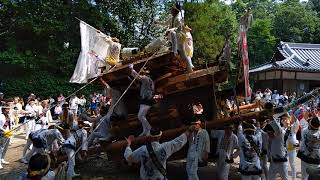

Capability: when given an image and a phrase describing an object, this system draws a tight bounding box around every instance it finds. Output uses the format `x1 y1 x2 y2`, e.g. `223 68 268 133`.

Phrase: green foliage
248 18 276 67
273 1 320 43
2 72 100 98
184 1 237 65
2 0 320 96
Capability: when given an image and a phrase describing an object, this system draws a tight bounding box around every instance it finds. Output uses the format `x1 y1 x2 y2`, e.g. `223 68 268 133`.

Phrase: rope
69 50 159 160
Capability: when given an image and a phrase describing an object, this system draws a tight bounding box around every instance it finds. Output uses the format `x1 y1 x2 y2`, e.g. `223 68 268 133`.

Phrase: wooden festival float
83 48 320 163
62 19 320 166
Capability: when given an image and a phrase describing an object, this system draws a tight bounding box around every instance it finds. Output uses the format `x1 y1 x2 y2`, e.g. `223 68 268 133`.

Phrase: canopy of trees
1 0 319 97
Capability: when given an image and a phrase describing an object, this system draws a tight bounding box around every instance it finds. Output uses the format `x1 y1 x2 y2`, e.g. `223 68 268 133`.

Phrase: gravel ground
1 132 303 180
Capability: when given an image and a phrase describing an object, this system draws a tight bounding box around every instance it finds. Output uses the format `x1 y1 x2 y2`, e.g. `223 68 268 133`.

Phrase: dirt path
1 133 303 180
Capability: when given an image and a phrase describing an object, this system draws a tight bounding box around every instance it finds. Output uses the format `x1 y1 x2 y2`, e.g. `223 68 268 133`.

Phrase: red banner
240 31 251 98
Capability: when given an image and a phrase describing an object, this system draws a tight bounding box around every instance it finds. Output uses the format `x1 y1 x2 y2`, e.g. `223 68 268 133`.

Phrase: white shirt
0 113 13 131
70 97 79 110
264 92 272 101
187 129 210 162
25 104 37 117
286 120 299 151
211 130 239 160
124 133 187 180
0 114 9 131
79 98 86 106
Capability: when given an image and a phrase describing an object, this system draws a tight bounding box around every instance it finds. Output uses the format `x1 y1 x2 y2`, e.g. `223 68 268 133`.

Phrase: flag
70 21 114 83
240 30 251 98
238 10 253 98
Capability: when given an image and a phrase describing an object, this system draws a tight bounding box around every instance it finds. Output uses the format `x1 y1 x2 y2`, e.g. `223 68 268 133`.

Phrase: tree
184 0 238 65
248 18 276 67
273 0 320 43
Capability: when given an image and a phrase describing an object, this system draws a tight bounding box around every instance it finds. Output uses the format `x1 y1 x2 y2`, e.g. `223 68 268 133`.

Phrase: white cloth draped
70 21 110 83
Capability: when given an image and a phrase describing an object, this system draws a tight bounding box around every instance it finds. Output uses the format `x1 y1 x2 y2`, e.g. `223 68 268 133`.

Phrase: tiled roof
250 41 320 73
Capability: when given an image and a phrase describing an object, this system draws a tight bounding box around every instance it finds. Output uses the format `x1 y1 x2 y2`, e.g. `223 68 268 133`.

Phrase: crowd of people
0 90 111 179
1 80 320 180
123 99 320 180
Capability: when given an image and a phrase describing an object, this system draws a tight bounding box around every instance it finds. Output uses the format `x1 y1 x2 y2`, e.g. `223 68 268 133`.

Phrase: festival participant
155 4 194 73
282 113 299 180
0 104 13 169
86 105 110 146
129 63 154 136
155 4 182 55
69 95 79 120
20 153 66 180
59 124 80 179
35 100 50 131
238 120 263 180
193 101 203 121
297 116 320 180
14 97 24 124
78 95 86 114
272 90 280 106
25 99 38 140
264 88 272 102
256 119 269 180
186 118 210 180
211 124 240 180
264 115 288 180
21 128 65 164
124 128 190 180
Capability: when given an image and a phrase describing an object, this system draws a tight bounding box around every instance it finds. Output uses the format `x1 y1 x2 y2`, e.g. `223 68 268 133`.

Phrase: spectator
264 88 272 102
78 95 86 114
272 90 280 105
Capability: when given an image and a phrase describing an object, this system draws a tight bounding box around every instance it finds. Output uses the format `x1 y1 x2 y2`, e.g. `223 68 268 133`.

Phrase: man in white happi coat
59 124 80 179
124 128 190 180
297 116 320 180
25 99 38 140
264 114 288 180
129 63 155 136
155 4 194 73
256 120 269 180
21 128 65 163
211 124 240 180
0 104 13 169
238 120 263 180
282 113 299 180
186 118 210 180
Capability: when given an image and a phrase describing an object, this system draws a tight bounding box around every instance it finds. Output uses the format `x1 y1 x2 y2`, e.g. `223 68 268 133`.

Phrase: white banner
69 21 111 83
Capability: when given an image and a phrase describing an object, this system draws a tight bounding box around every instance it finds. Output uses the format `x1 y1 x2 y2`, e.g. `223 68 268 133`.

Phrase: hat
309 116 320 130
242 120 256 133
149 128 162 137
